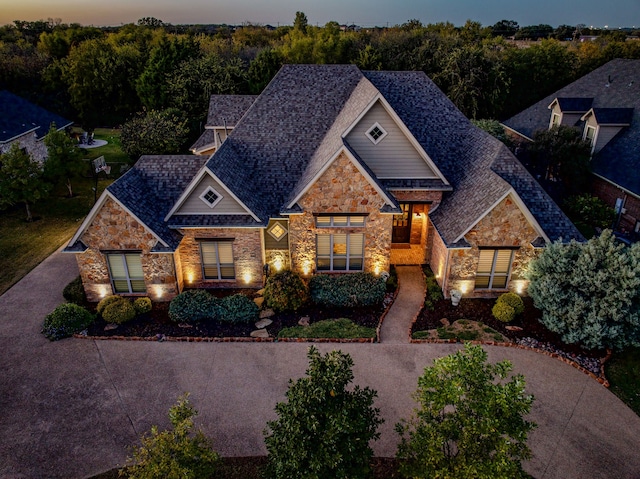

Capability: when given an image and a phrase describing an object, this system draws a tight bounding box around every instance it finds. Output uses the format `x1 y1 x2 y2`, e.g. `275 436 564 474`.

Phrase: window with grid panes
316 233 364 271
107 253 146 293
475 249 514 289
200 241 235 279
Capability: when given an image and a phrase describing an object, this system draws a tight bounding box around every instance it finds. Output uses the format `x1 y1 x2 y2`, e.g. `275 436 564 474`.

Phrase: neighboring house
65 64 581 302
502 59 640 236
0 90 73 162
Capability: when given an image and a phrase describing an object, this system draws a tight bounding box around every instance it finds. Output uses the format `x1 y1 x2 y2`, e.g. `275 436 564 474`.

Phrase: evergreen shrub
42 303 94 341
309 272 386 308
264 270 308 312
218 294 259 323
133 297 152 315
97 295 123 315
492 301 516 323
63 276 86 305
168 290 218 323
102 298 136 325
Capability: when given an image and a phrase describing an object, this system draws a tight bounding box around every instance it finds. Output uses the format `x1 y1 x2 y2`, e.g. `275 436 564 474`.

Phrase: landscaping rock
255 318 273 329
256 288 265 296
253 297 264 308
250 329 270 338
298 316 310 326
104 323 119 331
505 325 523 331
259 308 275 319
178 323 193 328
440 318 450 327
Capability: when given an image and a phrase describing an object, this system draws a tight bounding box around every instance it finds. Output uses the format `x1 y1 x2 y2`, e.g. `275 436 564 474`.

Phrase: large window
107 253 145 294
316 234 364 271
200 241 235 279
475 249 514 290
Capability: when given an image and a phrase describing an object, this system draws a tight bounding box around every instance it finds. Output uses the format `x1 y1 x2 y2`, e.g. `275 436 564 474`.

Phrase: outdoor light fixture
243 272 252 284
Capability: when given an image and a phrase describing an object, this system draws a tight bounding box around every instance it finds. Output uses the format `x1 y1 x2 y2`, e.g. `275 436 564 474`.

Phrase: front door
392 203 412 243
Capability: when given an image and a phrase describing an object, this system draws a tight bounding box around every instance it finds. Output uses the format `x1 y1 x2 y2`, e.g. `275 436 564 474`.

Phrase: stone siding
0 132 48 163
289 152 392 274
77 197 178 302
177 228 263 289
429 226 450 295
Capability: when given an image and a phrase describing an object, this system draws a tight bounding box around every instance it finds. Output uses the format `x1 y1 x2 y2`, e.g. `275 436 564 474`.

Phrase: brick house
64 65 581 302
502 59 640 238
0 90 73 162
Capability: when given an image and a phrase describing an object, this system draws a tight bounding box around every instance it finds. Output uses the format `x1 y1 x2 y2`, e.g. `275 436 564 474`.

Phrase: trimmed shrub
423 266 444 310
168 290 218 323
133 297 152 315
492 301 516 323
309 272 386 308
264 270 308 312
102 299 136 325
497 292 525 315
97 295 124 315
63 276 86 305
218 294 259 324
42 303 94 341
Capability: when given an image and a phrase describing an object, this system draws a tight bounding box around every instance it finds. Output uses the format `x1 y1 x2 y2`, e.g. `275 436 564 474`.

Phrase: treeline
2 14 640 137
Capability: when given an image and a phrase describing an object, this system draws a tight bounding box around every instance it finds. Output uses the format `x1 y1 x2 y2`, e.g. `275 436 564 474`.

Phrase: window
584 125 596 148
550 112 561 128
199 185 223 208
316 234 364 271
107 253 145 294
200 241 235 279
475 249 514 289
366 122 388 144
268 222 288 241
315 215 366 227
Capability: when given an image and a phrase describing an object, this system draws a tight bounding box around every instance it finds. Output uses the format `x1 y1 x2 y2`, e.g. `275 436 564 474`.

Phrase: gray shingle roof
554 97 593 113
0 90 72 142
189 129 215 152
503 58 640 196
589 107 634 125
206 95 258 127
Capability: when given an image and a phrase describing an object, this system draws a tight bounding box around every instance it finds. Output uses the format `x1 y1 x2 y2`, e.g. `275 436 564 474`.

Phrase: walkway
378 265 425 343
1 249 640 478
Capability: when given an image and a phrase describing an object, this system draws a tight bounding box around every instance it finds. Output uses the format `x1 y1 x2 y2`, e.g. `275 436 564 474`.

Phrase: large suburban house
502 59 640 237
0 90 73 162
64 64 581 302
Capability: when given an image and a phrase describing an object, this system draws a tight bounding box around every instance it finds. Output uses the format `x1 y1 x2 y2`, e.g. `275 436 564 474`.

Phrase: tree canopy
43 124 84 197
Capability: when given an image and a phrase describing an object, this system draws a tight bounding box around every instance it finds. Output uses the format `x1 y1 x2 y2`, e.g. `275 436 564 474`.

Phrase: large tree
526 230 640 351
396 344 536 479
264 347 383 479
0 143 51 221
43 124 84 197
120 108 189 160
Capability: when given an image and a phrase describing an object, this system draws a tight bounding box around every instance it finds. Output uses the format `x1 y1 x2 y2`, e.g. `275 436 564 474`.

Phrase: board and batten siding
175 174 247 215
345 101 438 179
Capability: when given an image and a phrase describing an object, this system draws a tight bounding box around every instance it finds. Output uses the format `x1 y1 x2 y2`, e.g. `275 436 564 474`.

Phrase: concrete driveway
1 247 640 479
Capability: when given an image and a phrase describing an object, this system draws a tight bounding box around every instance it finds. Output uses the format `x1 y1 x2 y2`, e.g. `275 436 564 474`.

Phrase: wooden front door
392 203 412 243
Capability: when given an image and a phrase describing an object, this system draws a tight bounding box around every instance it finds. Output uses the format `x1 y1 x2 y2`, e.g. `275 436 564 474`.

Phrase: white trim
341 93 450 186
66 190 169 249
550 112 561 129
500 123 534 143
164 167 261 222
580 108 631 127
286 146 397 209
453 189 550 244
199 185 224 209
365 122 388 144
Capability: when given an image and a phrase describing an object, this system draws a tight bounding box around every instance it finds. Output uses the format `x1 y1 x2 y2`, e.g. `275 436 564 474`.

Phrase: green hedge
103 299 137 325
42 303 95 341
423 266 443 311
96 295 123 315
492 293 524 323
496 292 524 315
264 270 308 312
168 290 218 323
309 272 386 308
133 297 152 315
63 276 86 305
218 294 259 323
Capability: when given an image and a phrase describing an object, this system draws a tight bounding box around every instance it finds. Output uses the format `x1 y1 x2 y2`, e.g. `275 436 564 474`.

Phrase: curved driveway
1 248 640 479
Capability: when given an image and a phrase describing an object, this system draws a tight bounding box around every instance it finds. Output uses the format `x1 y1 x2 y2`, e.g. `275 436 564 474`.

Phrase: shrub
42 303 94 341
218 294 259 324
102 299 136 325
264 270 308 312
386 265 398 293
309 272 386 308
497 292 524 315
492 301 516 323
278 318 376 339
63 276 86 305
169 290 218 323
422 266 443 310
133 297 152 315
97 295 124 315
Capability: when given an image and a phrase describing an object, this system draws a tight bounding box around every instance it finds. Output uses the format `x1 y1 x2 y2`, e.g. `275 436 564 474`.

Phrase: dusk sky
0 0 638 28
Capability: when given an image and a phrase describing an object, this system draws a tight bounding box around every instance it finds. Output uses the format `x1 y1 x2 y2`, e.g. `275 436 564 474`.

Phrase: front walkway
378 265 425 343
1 249 640 478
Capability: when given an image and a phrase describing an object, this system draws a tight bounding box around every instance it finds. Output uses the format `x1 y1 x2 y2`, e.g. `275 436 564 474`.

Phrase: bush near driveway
42 303 94 341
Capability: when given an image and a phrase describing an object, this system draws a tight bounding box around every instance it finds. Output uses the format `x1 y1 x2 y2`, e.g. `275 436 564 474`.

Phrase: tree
264 346 383 479
124 393 220 479
43 124 84 197
248 48 284 94
396 344 536 479
0 143 51 221
491 20 519 38
293 11 308 34
472 119 514 148
120 108 189 160
563 194 616 238
526 230 640 351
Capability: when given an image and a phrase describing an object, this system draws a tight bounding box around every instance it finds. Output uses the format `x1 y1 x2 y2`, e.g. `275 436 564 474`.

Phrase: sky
0 0 638 29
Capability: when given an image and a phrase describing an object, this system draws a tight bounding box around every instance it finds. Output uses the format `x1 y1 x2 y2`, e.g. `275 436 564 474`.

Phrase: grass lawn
278 318 377 339
606 347 640 416
0 131 126 296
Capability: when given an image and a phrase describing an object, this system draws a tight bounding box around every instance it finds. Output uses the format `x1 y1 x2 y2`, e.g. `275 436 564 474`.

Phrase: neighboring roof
205 95 258 127
189 129 215 153
503 58 640 196
551 97 593 113
0 90 72 143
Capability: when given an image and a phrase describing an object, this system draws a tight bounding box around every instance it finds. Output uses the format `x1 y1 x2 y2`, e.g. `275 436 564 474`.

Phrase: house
64 64 581 302
502 59 640 236
0 90 73 162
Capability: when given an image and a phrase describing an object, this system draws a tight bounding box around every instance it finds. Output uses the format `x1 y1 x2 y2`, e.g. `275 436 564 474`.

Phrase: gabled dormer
581 107 634 154
547 97 593 130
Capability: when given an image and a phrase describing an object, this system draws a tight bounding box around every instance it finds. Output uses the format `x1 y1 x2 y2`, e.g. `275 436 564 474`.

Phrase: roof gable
206 95 258 127
549 97 594 113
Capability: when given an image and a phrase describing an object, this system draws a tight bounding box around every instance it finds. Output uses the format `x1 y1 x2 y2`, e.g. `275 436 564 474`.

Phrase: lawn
606 347 640 416
0 130 126 296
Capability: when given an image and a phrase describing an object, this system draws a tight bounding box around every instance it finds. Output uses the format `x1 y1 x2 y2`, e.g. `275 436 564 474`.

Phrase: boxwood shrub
133 297 152 315
492 301 516 323
264 270 308 312
42 303 95 341
103 299 137 325
168 290 218 323
309 272 386 308
218 294 259 323
97 295 123 315
63 276 86 305
496 292 525 315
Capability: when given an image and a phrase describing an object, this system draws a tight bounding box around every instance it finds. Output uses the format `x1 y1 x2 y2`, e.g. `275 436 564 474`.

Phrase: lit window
315 215 366 227
584 125 596 148
475 249 514 290
200 242 235 279
199 186 223 208
366 122 388 144
268 222 288 241
550 112 561 128
107 253 146 294
316 233 364 271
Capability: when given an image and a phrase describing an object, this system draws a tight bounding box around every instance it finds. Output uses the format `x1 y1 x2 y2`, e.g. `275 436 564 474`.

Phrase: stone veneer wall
77 197 178 302
289 152 392 274
429 225 450 295
0 132 48 163
177 228 263 289
447 195 540 298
